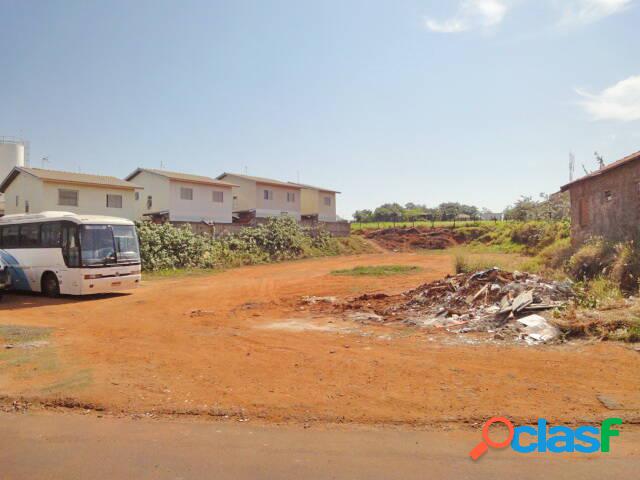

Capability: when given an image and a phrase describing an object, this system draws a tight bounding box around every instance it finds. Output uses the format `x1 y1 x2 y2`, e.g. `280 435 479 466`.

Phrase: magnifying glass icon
470 417 515 461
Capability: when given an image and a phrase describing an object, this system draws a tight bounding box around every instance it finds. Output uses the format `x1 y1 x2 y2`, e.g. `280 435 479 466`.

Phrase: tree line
352 202 488 224
352 192 570 224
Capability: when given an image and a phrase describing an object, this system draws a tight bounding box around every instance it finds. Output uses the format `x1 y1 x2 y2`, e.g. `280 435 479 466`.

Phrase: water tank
0 138 26 184
0 138 26 212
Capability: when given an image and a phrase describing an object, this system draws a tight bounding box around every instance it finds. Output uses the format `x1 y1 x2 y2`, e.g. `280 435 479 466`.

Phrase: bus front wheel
41 273 60 298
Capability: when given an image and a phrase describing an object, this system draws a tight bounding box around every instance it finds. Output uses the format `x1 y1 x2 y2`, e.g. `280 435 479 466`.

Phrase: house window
604 190 613 202
264 189 273 200
25 201 29 213
135 192 140 201
286 192 295 203
180 187 193 200
147 196 153 210
15 195 19 207
106 194 123 208
323 196 331 206
212 191 224 203
58 189 79 207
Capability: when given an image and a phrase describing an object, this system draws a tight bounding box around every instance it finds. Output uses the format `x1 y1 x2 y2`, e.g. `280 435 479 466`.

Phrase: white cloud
576 75 640 121
557 0 632 26
425 0 509 33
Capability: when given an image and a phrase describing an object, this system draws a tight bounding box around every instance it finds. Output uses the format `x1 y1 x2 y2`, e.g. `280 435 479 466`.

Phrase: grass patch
0 325 52 344
331 265 422 277
142 268 223 282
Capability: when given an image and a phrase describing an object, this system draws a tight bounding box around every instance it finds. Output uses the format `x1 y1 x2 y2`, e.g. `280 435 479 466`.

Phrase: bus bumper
81 274 142 294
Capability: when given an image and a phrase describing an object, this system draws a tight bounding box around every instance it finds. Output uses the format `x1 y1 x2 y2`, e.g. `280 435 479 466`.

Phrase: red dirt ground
1 251 639 426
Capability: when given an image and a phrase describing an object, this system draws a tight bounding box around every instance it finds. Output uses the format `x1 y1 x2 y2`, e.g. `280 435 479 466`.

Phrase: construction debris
517 314 561 345
301 296 338 305
315 268 575 344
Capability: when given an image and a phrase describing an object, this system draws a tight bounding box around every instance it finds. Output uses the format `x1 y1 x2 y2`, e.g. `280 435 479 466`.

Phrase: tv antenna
41 156 50 168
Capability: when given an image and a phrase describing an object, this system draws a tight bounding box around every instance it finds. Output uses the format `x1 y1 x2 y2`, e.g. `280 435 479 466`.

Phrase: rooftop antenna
160 160 165 169
569 152 575 182
41 156 50 169
595 151 605 170
243 165 248 175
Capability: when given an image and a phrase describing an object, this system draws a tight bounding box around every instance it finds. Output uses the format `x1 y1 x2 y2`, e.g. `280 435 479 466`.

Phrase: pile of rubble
334 268 575 344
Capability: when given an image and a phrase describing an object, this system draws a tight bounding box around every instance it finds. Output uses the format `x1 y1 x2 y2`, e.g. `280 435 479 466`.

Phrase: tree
353 209 373 223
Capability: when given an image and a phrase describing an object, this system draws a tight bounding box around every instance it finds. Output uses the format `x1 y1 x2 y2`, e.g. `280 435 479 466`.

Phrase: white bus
0 211 142 296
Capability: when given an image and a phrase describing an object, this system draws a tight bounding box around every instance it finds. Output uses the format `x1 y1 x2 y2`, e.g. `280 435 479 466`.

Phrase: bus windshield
112 225 140 263
80 225 140 266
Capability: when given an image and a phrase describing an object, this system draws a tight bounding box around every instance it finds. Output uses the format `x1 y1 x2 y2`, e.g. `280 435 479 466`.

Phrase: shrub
537 237 573 270
566 238 612 281
609 242 640 293
136 218 369 272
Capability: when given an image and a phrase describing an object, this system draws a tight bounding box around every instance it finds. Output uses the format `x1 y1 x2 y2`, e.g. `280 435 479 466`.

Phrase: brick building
560 150 640 245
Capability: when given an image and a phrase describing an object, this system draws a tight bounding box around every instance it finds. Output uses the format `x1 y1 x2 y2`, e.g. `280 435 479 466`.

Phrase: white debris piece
517 314 560 344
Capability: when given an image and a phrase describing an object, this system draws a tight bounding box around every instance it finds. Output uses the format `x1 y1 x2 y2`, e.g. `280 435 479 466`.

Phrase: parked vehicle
0 257 10 299
0 211 141 296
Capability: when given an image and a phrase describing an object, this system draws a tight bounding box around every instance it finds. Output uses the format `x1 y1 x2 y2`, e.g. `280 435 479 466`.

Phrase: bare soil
1 251 639 426
362 227 462 251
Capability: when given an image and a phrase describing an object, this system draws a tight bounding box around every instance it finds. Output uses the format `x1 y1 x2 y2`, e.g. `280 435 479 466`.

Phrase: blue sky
1 0 639 218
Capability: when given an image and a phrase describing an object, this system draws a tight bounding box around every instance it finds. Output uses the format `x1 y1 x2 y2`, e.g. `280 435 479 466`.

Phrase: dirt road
2 412 639 480
1 251 639 426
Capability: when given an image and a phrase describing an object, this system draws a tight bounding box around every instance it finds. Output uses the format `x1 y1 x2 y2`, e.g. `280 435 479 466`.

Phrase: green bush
566 238 612 281
136 218 371 272
609 242 640 292
537 237 573 270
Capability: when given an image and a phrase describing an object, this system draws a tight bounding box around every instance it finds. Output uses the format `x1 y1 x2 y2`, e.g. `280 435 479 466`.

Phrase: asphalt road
1 412 639 479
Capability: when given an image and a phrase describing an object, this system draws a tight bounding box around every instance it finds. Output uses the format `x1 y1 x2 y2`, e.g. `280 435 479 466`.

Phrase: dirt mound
362 227 461 251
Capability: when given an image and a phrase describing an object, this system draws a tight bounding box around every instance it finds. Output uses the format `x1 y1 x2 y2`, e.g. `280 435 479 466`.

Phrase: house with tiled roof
216 173 302 221
560 150 640 244
287 181 340 222
125 168 237 225
0 167 142 219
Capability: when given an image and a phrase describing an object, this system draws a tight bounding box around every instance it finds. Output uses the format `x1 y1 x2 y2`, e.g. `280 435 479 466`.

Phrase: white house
288 182 339 222
125 168 237 224
216 173 302 221
0 167 141 219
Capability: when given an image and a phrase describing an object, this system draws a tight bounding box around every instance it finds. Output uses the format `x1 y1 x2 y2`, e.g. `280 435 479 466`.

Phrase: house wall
5 176 137 219
255 183 301 220
42 182 137 219
129 170 171 219
567 161 640 244
300 188 318 216
300 188 337 222
222 175 257 212
317 191 337 222
168 180 233 223
3 173 45 215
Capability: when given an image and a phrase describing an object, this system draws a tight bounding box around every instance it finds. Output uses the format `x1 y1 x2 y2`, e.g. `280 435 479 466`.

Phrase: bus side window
42 222 62 248
62 223 80 267
1 225 19 249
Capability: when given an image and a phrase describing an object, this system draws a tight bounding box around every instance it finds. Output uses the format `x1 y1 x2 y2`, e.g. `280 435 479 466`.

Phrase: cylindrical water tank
0 141 26 185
